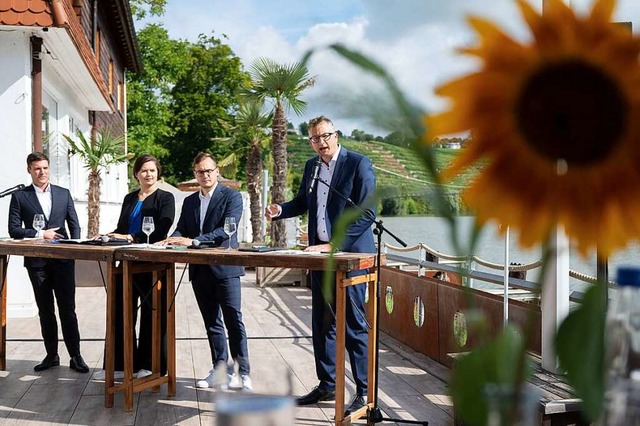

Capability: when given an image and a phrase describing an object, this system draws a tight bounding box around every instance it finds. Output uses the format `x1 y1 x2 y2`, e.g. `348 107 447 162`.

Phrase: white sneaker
230 373 252 392
196 370 216 388
196 370 232 389
136 369 152 379
92 370 124 380
241 374 253 392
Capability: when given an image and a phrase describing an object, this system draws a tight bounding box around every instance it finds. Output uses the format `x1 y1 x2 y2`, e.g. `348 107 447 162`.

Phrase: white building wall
0 30 127 317
0 31 39 317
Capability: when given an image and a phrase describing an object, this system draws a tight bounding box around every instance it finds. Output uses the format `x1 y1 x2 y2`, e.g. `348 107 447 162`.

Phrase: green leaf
556 283 606 421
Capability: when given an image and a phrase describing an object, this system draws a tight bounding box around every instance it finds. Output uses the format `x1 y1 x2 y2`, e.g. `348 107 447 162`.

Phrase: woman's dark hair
133 154 161 179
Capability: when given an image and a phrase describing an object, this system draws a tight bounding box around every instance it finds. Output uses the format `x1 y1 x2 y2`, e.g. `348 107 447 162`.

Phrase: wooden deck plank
3 269 452 425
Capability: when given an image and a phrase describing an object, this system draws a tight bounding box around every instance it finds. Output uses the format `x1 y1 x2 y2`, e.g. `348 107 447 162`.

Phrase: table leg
123 260 135 411
335 270 347 424
167 264 176 396
0 255 7 371
151 270 160 393
104 261 116 408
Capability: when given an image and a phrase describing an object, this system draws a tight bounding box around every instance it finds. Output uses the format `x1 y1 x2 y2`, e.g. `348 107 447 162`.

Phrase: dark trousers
108 269 167 374
191 266 250 375
311 269 369 395
27 259 81 357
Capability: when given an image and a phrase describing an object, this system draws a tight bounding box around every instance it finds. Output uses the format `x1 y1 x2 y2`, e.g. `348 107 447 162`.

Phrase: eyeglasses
194 169 216 177
309 132 336 144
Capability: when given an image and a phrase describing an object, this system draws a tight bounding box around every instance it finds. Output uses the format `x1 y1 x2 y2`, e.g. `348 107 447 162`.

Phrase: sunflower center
516 60 626 165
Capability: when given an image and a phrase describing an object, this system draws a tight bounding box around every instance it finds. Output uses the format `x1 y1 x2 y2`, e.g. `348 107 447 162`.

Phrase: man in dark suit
161 152 252 391
266 115 376 415
8 152 89 373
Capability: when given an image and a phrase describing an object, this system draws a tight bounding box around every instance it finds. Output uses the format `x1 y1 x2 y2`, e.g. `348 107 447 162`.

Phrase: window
118 81 123 111
95 29 101 64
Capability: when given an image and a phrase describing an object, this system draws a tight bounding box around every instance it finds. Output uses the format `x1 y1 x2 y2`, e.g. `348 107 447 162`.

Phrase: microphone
0 184 25 198
308 157 322 194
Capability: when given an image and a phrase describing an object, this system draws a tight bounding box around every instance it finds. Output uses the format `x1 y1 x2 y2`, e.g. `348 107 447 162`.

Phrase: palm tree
246 58 314 247
63 128 132 237
217 99 272 243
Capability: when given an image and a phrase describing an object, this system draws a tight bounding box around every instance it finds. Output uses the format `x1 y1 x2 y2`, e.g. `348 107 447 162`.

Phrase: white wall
0 31 38 317
0 30 127 317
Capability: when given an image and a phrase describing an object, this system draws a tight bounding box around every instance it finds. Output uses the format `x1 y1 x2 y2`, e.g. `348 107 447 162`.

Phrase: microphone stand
314 176 428 425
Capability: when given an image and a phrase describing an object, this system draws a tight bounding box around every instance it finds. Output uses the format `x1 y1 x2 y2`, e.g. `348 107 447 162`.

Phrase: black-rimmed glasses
309 132 336 144
194 169 216 177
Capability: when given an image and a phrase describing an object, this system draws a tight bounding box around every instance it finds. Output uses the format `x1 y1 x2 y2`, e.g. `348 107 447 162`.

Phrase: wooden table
0 241 172 411
0 240 117 372
0 242 381 423
114 247 380 424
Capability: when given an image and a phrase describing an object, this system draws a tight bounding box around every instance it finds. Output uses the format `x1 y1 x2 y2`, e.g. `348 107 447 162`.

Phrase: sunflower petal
590 0 616 25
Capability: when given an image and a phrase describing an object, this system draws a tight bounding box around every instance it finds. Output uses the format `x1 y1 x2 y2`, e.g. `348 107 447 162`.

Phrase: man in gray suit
8 152 88 373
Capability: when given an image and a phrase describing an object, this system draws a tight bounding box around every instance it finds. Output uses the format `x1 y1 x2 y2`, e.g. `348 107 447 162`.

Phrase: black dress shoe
344 394 366 417
34 354 60 372
296 386 336 405
70 355 89 373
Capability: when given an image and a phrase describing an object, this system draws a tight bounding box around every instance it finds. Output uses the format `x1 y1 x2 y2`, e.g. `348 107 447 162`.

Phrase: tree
127 24 191 163
127 28 248 185
162 34 248 183
130 0 166 20
217 99 272 243
246 58 314 247
299 121 309 136
64 129 132 237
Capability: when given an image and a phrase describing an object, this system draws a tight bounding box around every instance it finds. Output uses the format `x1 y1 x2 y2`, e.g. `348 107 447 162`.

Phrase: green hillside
286 134 480 212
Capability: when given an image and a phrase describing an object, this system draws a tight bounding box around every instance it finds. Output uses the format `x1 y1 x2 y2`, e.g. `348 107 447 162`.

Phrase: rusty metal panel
379 267 440 359
378 266 541 367
438 282 541 366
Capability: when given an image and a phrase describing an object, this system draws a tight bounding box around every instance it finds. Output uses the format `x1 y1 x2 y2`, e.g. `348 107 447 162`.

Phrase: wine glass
142 216 155 246
223 217 237 250
33 214 45 242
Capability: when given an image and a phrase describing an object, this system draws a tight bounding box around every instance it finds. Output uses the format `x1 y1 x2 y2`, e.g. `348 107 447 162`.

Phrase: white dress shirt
315 145 341 242
33 183 52 238
198 183 218 235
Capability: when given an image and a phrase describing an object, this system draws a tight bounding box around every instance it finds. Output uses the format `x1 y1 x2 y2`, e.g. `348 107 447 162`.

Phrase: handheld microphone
0 184 25 198
308 157 322 194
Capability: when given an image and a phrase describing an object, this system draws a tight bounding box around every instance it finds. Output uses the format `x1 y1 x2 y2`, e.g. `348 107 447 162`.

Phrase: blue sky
139 0 640 135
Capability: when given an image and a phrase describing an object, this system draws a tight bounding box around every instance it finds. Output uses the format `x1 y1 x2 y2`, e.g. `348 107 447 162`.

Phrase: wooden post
335 270 347 422
167 264 176 397
0 255 7 371
104 260 116 408
123 260 134 411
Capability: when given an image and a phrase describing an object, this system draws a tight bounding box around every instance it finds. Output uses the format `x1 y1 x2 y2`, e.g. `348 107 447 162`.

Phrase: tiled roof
0 0 53 26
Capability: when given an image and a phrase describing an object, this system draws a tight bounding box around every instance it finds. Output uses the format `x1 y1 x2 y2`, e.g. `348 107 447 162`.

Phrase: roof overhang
40 27 110 111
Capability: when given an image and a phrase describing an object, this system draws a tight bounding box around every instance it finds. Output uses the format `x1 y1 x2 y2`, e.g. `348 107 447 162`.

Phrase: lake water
378 216 640 292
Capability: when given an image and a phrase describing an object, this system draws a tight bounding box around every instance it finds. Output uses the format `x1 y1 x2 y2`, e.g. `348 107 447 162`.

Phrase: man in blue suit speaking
266 116 376 416
8 152 89 373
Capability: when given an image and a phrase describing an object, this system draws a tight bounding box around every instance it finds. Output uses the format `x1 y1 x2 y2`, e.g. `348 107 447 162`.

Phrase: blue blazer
8 184 81 267
279 147 376 254
171 184 244 280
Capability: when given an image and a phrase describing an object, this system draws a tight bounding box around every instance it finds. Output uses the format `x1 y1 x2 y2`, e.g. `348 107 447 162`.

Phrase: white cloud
144 0 640 134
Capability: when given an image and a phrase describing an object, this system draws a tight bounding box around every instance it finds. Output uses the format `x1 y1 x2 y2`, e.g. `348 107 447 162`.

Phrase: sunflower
427 0 640 256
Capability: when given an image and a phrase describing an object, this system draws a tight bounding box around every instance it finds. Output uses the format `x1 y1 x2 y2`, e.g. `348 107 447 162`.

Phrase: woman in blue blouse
94 154 175 379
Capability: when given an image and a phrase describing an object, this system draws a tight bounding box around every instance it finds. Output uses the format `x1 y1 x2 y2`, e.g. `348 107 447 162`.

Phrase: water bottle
604 266 640 425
